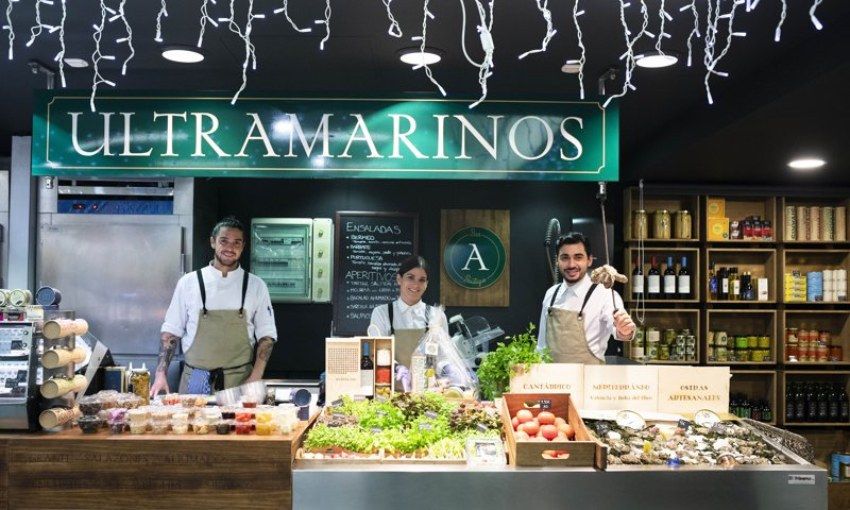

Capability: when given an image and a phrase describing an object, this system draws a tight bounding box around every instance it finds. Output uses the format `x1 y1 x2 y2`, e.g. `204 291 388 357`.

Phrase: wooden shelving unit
624 190 700 243
780 249 850 304
781 370 850 427
706 309 777 366
624 247 700 303
780 310 850 366
731 370 778 426
780 197 850 243
704 196 777 243
705 248 777 304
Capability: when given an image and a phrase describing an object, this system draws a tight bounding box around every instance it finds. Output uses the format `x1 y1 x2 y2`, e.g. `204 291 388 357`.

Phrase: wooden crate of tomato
500 392 607 469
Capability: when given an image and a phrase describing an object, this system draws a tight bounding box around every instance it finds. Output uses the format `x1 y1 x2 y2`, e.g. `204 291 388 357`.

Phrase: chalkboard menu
333 211 419 336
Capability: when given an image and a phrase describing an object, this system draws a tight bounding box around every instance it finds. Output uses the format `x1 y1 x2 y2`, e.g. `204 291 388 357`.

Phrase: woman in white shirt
368 255 447 336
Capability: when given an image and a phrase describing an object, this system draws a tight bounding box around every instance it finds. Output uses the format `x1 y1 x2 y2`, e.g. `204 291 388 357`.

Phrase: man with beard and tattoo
538 232 635 365
150 216 277 396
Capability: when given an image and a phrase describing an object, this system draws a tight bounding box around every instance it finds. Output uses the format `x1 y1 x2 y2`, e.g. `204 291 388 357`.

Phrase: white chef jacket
537 274 630 360
161 263 278 355
368 299 448 336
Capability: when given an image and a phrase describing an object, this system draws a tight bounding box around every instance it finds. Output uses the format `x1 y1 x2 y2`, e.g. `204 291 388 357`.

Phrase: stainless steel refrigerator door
37 223 183 357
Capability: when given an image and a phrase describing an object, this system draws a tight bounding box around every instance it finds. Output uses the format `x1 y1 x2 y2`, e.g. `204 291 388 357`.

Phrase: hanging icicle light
315 0 331 50
518 0 556 60
567 1 587 100
90 0 117 111
382 0 402 38
155 0 168 43
273 0 311 33
413 0 446 96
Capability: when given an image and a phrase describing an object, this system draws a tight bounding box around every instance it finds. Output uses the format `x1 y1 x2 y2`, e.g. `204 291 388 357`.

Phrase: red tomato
516 409 534 423
515 430 530 440
537 411 556 426
521 421 540 437
540 424 559 441
554 417 567 427
512 416 520 430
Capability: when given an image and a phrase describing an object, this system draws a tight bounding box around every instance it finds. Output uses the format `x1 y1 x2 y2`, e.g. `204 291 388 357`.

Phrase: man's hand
150 371 170 397
246 337 275 383
613 310 636 340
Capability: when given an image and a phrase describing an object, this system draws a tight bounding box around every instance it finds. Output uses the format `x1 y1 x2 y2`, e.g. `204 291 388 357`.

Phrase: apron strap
387 301 394 335
240 270 249 317
549 283 563 309
424 304 430 332
196 269 208 315
578 284 598 318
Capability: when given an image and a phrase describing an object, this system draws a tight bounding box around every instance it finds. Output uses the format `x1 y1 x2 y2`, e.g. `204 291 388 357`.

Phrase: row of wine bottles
632 256 692 300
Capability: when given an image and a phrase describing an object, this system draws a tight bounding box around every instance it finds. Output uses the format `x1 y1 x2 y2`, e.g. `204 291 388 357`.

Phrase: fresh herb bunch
303 423 376 453
357 401 406 430
391 392 456 421
449 401 501 432
476 323 552 400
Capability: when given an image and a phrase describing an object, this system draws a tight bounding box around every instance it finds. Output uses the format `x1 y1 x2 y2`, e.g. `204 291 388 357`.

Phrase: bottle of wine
663 256 677 300
806 383 818 422
632 257 644 300
785 382 796 423
677 256 691 300
647 256 661 300
360 341 374 398
729 267 740 301
840 384 850 422
817 383 829 422
718 266 729 300
829 383 841 422
794 382 806 422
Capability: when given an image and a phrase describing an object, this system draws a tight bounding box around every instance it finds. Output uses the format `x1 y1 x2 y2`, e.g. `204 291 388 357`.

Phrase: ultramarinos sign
32 92 618 181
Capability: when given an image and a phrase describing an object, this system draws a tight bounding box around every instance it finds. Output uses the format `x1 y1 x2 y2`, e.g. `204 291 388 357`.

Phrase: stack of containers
784 271 807 302
807 272 824 302
785 205 848 241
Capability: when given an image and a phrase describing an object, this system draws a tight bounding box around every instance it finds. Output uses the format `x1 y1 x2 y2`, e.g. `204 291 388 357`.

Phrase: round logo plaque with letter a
443 227 506 289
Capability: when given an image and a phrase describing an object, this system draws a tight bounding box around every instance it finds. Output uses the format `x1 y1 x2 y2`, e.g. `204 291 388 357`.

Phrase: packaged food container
215 420 231 435
235 422 252 435
151 408 171 422
151 422 169 434
78 396 103 416
172 423 189 435
96 390 120 409
653 210 671 239
171 411 189 424
108 420 126 434
118 394 143 409
235 411 253 423
674 210 692 239
203 408 222 422
221 408 237 420
128 408 150 424
193 419 210 435
256 409 273 424
129 421 147 435
78 416 103 434
255 422 272 436
162 393 182 406
241 396 258 409
182 394 208 408
108 408 127 423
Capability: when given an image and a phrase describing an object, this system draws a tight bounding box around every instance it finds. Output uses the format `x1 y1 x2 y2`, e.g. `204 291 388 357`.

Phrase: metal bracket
598 67 618 97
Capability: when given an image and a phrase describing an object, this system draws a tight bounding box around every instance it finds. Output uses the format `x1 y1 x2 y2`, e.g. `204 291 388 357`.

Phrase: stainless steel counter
293 462 827 510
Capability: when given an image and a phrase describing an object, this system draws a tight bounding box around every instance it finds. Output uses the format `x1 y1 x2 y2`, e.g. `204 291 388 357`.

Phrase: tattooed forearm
156 332 179 373
256 337 274 362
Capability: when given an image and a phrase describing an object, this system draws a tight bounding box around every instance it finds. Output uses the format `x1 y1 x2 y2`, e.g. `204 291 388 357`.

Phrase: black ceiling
0 0 848 186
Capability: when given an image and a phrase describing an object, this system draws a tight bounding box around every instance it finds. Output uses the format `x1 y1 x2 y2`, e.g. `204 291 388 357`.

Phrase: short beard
214 253 240 270
562 270 583 284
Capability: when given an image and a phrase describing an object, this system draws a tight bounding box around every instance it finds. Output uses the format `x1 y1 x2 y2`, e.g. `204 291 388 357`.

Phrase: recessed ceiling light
162 47 204 64
788 158 826 171
561 61 581 74
63 57 89 68
635 52 678 69
399 48 441 66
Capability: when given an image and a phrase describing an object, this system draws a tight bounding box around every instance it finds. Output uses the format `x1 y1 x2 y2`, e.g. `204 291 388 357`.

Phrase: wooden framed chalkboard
333 211 419 336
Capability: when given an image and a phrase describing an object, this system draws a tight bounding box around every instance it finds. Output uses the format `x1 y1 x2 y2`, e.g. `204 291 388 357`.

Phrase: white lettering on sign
461 244 489 271
65 111 588 163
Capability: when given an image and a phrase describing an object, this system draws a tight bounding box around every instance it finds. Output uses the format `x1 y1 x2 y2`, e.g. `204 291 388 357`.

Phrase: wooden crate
705 248 777 303
781 249 850 304
623 188 700 242
780 197 850 244
706 309 777 366
730 370 777 425
781 311 850 366
624 247 700 303
704 196 777 244
500 392 606 469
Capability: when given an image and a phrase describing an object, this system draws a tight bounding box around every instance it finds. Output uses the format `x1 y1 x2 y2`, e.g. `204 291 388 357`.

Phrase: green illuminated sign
32 92 618 181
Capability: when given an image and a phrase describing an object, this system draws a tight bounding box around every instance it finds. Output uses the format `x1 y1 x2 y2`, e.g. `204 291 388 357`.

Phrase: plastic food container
78 396 103 416
193 419 210 435
182 394 208 408
128 408 150 424
129 421 147 435
255 422 272 435
256 410 273 424
235 411 253 423
109 420 126 434
241 396 258 408
151 422 169 434
203 408 222 422
215 420 231 435
151 408 171 422
172 423 189 435
171 411 189 424
96 390 120 409
235 422 252 435
108 408 127 422
78 416 103 434
221 408 236 420
162 393 182 406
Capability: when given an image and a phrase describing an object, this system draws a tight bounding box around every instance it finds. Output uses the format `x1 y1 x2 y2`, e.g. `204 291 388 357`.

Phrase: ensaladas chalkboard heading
333 211 419 336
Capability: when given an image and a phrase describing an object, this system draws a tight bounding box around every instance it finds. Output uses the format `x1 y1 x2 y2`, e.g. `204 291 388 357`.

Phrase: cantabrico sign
443 227 506 289
31 92 618 181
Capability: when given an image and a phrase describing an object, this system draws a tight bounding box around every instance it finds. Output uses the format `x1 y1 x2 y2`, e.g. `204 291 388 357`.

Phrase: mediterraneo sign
32 91 618 181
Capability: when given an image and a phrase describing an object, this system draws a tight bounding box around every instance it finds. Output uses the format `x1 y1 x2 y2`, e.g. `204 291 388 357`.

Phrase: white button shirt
368 299 448 336
161 264 278 355
537 274 628 360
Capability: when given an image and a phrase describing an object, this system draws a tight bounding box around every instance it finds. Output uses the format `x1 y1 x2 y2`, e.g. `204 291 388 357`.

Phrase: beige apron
179 269 254 392
388 301 429 392
546 283 605 365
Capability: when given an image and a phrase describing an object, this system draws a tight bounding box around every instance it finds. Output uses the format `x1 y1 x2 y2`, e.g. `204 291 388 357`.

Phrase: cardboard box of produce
501 392 607 469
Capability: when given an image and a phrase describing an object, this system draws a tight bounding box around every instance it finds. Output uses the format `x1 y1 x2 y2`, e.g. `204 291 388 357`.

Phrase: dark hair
397 255 429 277
211 216 246 238
556 232 592 256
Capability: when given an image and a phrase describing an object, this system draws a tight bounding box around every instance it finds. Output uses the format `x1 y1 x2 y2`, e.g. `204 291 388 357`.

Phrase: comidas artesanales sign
32 92 618 181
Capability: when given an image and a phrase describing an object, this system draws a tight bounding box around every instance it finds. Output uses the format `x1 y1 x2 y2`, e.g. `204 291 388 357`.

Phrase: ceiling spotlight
635 51 678 69
398 47 441 66
162 46 204 64
788 158 826 171
561 61 581 74
63 57 89 69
